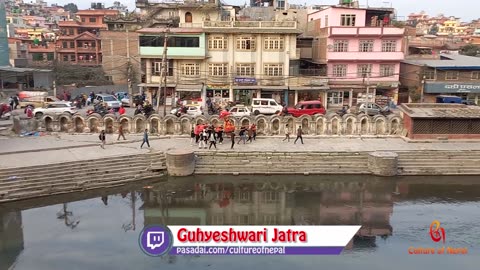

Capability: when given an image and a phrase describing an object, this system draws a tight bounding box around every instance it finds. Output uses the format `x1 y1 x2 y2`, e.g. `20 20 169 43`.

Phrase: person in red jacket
118 105 126 115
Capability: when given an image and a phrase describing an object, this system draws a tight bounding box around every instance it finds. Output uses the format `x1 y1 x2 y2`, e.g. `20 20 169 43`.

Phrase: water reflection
141 177 395 250
0 211 24 270
0 176 480 270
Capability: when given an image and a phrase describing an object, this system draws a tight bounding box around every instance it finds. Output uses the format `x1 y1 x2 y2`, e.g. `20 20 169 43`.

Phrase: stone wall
34 113 404 136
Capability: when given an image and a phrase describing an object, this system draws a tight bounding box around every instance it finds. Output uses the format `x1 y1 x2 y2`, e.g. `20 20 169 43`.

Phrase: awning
176 84 203 91
233 85 262 90
261 86 286 91
137 83 176 87
290 86 330 90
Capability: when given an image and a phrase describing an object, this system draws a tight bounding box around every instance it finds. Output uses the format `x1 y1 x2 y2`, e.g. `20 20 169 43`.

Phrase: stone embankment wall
0 152 166 203
34 113 403 136
194 150 480 176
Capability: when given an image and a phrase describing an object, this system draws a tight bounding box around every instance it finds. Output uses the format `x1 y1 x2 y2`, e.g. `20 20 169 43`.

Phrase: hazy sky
47 0 478 22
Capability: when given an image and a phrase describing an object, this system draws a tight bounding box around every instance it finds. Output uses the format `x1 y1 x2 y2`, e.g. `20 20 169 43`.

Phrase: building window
332 64 347 77
264 64 283 77
238 191 251 202
472 71 480 80
81 18 85 22
62 41 68 48
327 91 344 105
181 63 200 76
357 64 372 78
89 17 96 23
236 36 256 51
47 53 54 61
325 15 328 27
208 35 228 50
237 215 253 225
209 63 228 76
185 12 193 23
153 60 174 76
68 28 74 35
380 64 395 77
263 215 278 225
70 41 75 48
445 71 459 80
381 40 397 52
333 40 349 52
262 191 279 203
340 14 356 26
236 64 255 76
424 69 436 80
32 53 44 61
210 215 224 225
63 55 68 61
139 36 200 48
264 36 284 50
359 40 374 52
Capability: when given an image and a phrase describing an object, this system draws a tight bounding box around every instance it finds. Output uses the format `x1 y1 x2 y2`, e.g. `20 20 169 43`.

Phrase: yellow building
438 19 468 36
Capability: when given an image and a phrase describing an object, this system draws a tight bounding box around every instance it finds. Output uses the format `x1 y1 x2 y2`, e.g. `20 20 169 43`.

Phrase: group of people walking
191 122 257 150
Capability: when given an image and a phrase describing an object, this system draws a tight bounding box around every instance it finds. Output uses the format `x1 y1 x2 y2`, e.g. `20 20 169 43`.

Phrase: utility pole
126 29 133 107
156 29 169 114
365 72 371 103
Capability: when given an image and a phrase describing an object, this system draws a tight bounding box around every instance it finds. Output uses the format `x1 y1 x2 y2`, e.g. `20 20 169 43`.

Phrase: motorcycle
135 104 155 117
0 103 12 119
87 104 109 117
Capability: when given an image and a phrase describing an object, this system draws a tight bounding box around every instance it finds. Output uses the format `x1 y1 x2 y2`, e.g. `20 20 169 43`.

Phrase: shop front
424 82 480 104
292 86 330 107
233 78 259 106
138 83 175 106
260 87 287 105
206 86 230 109
375 82 399 107
176 84 203 104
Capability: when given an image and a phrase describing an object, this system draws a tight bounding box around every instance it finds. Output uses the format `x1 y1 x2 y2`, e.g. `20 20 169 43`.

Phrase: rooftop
137 28 203 34
399 103 480 119
403 53 480 70
76 9 119 16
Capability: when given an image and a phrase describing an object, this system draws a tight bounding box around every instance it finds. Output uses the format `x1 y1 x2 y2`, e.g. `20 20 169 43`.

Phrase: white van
251 98 283 115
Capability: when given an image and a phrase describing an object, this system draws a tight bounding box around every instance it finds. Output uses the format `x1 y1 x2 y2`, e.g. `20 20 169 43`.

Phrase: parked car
19 96 59 109
94 94 121 110
251 98 283 115
186 105 203 117
356 102 391 116
33 101 77 118
121 94 144 107
436 95 463 104
287 100 326 117
229 105 251 117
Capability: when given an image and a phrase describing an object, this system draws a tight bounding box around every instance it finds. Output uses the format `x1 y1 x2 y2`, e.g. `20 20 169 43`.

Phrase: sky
46 0 478 22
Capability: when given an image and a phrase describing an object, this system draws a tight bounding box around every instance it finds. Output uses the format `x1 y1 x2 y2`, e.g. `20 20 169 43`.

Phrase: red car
287 100 326 117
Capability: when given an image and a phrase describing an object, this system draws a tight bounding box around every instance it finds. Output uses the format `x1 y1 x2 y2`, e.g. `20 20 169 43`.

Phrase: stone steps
400 169 480 175
0 152 167 203
0 153 166 176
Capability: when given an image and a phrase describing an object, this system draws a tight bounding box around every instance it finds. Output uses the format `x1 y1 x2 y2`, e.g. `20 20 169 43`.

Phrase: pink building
308 6 404 108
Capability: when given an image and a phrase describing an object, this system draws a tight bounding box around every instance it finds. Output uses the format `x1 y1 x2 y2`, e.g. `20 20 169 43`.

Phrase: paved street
1 133 480 169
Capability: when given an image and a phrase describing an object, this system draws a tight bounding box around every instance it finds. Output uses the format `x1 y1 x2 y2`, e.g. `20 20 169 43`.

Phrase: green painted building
0 0 10 66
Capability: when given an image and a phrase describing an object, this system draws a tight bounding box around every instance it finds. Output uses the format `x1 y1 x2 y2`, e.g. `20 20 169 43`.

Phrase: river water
0 175 479 270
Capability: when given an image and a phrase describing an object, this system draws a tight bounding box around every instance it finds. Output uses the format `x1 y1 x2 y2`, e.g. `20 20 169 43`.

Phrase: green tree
63 3 78 13
460 44 480 57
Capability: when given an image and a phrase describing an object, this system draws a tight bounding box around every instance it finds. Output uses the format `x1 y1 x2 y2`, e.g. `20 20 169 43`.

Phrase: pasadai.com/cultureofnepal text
408 246 468 255
175 246 285 255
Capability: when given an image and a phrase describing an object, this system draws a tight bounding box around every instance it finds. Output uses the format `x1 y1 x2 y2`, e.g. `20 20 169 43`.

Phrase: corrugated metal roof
403 54 480 69
0 66 52 72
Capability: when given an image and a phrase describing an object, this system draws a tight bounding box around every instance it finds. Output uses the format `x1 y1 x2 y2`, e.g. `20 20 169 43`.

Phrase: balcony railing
28 43 56 52
180 21 297 29
329 26 405 36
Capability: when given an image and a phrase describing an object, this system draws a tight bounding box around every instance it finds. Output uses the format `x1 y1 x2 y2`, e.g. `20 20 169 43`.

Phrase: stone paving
1 133 480 169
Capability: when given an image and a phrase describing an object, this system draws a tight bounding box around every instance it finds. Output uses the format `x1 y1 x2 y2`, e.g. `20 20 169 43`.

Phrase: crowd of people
191 118 257 150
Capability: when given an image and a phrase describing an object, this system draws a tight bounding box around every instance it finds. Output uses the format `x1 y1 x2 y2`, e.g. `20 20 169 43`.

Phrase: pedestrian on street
13 95 19 109
208 130 217 149
251 124 257 141
246 125 254 143
294 126 304 144
282 124 290 142
216 126 224 145
199 129 207 149
99 130 106 149
117 124 126 141
25 105 33 118
141 129 150 148
237 126 247 144
190 127 195 146
8 96 14 111
230 132 236 149
194 124 201 144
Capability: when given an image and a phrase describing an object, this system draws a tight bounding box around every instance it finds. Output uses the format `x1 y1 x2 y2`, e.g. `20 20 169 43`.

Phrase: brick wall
100 31 141 85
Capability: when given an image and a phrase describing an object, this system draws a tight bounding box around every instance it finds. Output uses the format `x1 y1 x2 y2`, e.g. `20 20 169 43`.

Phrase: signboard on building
425 82 480 94
234 77 257 85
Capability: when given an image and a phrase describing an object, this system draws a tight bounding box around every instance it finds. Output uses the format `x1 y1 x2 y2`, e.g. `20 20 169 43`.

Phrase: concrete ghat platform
1 134 480 202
